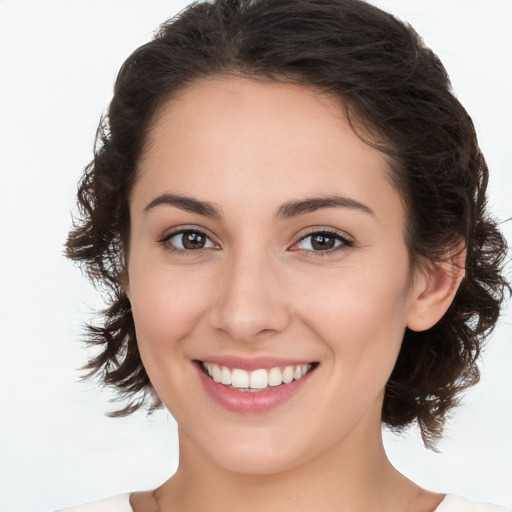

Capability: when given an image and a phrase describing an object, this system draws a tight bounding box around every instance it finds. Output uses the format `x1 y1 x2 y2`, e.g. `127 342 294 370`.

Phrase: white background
0 1 510 511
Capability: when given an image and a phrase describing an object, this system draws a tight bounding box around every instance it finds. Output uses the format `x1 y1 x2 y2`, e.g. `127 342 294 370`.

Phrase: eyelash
158 227 219 256
294 229 354 256
158 227 353 257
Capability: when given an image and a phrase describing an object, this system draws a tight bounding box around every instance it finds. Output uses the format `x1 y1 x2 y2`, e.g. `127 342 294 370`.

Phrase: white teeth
212 364 222 383
202 362 313 390
220 366 231 385
231 368 250 388
282 366 294 384
249 369 268 389
268 367 283 387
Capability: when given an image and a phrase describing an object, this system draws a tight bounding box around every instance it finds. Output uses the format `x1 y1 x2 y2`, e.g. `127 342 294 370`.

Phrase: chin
210 445 303 476
190 423 320 476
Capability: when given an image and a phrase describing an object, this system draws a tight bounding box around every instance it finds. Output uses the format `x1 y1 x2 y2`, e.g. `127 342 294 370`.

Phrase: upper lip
196 355 317 372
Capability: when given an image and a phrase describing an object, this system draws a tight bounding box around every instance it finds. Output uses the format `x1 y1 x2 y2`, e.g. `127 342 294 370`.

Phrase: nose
209 249 291 343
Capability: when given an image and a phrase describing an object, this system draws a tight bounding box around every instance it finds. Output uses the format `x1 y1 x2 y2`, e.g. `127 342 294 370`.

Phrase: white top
57 493 512 511
435 495 511 512
57 493 132 511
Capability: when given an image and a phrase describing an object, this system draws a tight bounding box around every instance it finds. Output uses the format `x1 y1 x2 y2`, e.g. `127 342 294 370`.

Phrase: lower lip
195 363 314 414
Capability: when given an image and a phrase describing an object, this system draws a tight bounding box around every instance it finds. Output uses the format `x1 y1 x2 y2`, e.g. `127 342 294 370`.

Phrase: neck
153 410 434 512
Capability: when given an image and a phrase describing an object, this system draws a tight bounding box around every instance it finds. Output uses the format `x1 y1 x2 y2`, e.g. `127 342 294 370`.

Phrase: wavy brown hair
66 0 509 448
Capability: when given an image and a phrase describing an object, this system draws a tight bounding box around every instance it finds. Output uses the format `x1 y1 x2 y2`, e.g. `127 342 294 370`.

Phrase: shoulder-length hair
66 0 509 448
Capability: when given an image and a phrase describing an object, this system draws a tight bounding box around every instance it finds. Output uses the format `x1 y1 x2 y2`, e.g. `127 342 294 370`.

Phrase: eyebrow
144 192 374 220
275 194 374 219
144 193 223 219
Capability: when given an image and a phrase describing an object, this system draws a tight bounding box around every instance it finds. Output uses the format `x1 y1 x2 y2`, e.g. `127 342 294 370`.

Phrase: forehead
134 77 403 228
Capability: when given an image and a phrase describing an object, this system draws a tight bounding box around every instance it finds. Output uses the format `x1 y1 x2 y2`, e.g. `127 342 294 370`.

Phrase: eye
291 229 353 255
160 228 218 253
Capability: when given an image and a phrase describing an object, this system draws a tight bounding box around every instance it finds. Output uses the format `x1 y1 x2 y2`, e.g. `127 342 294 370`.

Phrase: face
126 77 425 475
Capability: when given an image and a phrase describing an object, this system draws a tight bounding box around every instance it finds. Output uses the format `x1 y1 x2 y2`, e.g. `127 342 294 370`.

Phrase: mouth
197 360 319 393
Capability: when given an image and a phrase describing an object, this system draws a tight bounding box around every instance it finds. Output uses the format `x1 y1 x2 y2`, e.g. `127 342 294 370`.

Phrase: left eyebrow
274 194 375 220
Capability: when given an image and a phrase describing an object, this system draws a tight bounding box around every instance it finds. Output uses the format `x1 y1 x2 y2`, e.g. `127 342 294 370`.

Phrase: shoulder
436 495 511 512
56 493 133 512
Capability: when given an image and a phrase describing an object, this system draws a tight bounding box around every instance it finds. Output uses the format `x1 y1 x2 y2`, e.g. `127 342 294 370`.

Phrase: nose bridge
211 243 290 342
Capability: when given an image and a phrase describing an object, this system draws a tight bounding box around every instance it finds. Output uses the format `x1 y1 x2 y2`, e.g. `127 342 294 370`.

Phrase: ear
406 242 466 332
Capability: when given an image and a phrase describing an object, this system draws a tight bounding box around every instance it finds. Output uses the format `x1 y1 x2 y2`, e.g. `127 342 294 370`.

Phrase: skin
125 77 463 511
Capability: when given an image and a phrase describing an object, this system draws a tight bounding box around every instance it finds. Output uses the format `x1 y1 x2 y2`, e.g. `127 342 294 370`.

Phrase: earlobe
406 243 466 332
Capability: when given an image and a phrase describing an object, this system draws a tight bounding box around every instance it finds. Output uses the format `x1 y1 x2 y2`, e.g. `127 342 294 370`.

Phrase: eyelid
158 225 220 253
289 227 354 254
157 225 353 256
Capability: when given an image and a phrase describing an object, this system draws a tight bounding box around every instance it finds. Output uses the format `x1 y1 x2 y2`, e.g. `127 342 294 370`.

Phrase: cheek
129 267 209 365
290 265 411 433
295 260 411 373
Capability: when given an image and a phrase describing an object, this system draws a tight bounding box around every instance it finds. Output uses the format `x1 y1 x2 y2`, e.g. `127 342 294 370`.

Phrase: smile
201 362 314 391
196 359 318 414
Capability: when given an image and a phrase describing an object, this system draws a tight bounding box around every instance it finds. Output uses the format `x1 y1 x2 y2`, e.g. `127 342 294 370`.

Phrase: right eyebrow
144 193 223 219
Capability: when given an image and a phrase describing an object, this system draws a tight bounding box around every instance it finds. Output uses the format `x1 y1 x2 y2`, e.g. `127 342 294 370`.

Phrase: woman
61 0 509 510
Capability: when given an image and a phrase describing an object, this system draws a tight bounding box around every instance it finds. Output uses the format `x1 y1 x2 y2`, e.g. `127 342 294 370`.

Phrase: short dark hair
66 0 509 448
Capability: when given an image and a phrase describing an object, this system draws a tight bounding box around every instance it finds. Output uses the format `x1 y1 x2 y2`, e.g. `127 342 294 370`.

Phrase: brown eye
163 229 217 252
294 230 353 254
310 234 336 250
182 231 207 249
